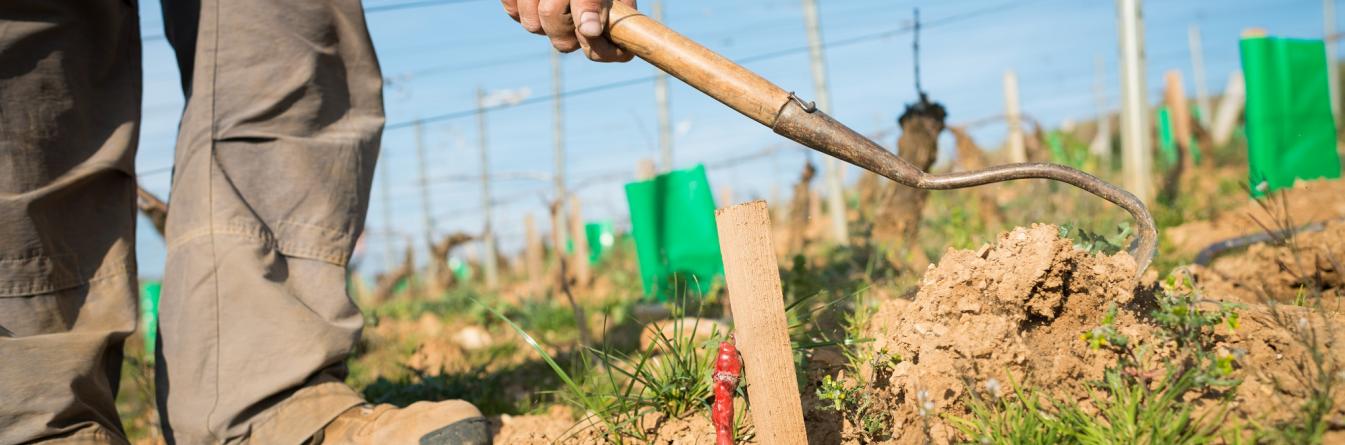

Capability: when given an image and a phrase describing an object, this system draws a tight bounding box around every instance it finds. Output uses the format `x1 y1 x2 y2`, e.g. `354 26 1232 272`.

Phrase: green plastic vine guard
140 280 161 356
624 164 725 301
1240 35 1341 196
584 220 615 264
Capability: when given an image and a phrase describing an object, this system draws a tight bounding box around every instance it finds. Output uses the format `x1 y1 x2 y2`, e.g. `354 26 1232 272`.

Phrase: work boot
313 400 491 444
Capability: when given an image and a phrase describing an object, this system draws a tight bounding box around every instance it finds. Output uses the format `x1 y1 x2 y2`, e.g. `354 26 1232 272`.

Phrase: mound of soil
857 224 1140 443
1193 221 1345 304
851 224 1344 444
1166 179 1345 258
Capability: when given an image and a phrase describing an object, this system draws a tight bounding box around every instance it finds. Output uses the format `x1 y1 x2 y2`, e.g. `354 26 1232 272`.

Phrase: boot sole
419 416 491 445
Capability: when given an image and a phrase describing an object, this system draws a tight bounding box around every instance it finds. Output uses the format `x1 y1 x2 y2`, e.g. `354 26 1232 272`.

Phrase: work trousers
0 0 383 443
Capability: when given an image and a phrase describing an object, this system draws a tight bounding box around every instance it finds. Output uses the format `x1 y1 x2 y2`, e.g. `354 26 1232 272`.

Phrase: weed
947 374 1070 444
1068 278 1241 443
476 299 630 441
815 374 893 443
586 313 722 422
1058 222 1131 256
838 290 880 374
484 290 735 443
1151 276 1241 388
1052 366 1227 444
813 334 899 444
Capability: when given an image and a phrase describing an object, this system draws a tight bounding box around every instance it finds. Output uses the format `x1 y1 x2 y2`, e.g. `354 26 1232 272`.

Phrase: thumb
572 0 608 38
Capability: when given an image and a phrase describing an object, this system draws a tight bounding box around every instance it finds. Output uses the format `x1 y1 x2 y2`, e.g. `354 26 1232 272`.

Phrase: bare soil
1192 221 1345 305
842 224 1345 444
492 407 729 444
1166 180 1345 258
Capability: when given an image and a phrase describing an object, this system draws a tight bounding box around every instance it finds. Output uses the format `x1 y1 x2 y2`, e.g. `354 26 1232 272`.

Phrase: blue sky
132 0 1334 277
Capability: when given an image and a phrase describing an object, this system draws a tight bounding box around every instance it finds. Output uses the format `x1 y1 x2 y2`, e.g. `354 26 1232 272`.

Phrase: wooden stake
1116 0 1153 203
719 184 735 208
1164 70 1192 150
524 213 543 292
1089 54 1113 160
568 196 591 288
807 188 823 239
801 0 849 246
636 158 657 180
1188 24 1214 128
715 201 808 445
549 199 566 290
1211 72 1245 147
650 0 675 173
550 49 569 280
1002 70 1027 163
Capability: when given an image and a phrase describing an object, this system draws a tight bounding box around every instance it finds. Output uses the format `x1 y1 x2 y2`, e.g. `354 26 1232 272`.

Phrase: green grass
479 290 737 443
946 374 1071 444
367 287 494 325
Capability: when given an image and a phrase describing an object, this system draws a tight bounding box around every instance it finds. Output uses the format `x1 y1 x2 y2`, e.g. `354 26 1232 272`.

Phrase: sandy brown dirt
1166 180 1345 258
1192 221 1345 305
492 407 742 444
490 406 589 444
849 224 1345 444
858 225 1141 443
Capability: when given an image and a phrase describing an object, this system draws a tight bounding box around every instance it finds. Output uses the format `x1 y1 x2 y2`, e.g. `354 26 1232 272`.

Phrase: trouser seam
167 222 352 266
204 0 223 439
0 263 133 298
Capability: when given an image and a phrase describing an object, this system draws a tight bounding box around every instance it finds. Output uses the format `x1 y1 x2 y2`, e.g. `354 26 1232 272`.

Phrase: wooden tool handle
608 2 791 126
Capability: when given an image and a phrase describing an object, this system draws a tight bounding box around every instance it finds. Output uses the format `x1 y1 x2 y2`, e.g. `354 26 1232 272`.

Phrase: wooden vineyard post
715 201 808 445
636 158 657 181
1002 70 1027 163
568 196 591 288
1116 0 1154 203
1165 70 1192 152
1211 71 1245 147
524 213 543 292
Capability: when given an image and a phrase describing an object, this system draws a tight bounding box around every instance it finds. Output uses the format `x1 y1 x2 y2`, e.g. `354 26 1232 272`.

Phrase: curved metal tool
1194 219 1335 266
606 3 1157 274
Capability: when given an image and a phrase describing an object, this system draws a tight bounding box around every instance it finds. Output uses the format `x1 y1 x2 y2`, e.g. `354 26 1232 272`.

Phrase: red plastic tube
712 336 742 445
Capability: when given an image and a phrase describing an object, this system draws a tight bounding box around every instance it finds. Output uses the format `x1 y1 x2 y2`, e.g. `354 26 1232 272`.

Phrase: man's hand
501 0 637 62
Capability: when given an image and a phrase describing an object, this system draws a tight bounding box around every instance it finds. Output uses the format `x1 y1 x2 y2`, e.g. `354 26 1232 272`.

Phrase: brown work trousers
0 0 383 443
